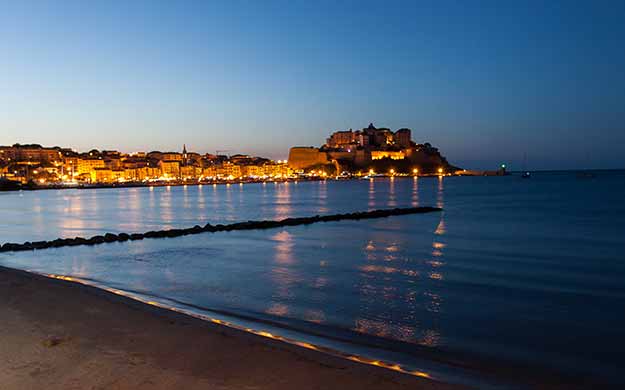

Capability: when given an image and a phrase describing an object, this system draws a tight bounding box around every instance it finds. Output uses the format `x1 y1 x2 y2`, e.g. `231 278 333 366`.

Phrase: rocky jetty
0 207 441 253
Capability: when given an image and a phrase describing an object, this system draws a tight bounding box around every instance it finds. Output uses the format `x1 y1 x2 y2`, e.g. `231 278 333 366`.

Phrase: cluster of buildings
0 124 461 187
288 123 455 174
0 144 291 185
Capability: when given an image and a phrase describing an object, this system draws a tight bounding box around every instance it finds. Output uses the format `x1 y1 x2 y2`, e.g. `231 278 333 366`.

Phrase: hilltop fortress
288 123 457 174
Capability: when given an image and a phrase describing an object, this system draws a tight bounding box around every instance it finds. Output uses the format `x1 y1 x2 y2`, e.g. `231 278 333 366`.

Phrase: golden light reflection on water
122 189 143 233
266 303 289 316
39 272 435 381
368 179 376 209
316 180 328 214
59 193 96 237
436 176 444 209
411 177 419 207
387 177 397 207
273 230 294 265
196 185 207 222
353 201 450 349
274 182 292 220
359 265 419 277
304 309 326 324
434 220 446 235
270 229 299 303
224 183 235 220
159 187 174 230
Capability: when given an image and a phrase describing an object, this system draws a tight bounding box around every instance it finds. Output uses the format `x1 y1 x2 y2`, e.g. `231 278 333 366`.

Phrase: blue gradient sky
1 1 624 170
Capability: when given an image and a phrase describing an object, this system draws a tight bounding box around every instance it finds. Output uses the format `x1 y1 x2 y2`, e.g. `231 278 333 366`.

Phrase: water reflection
270 229 298 303
422 178 447 345
160 187 174 229
274 182 292 220
352 205 447 348
266 303 289 317
388 177 397 207
436 176 444 209
368 179 376 209
411 177 419 207
224 184 235 222
317 181 328 213
123 188 143 233
60 193 89 237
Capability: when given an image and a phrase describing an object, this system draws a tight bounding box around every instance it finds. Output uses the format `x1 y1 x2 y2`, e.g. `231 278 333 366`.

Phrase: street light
438 168 444 175
412 168 418 175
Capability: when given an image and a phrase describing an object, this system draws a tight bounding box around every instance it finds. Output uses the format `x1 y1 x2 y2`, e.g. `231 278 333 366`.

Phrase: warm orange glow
412 168 418 174
37 271 435 382
389 169 395 175
438 168 443 174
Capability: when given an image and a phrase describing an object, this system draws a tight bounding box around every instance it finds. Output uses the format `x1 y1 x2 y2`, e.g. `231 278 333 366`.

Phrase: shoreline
0 173 484 193
0 265 605 390
0 265 463 390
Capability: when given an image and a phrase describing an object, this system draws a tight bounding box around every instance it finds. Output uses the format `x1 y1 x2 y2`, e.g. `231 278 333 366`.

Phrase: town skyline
3 2 625 171
1 123 465 187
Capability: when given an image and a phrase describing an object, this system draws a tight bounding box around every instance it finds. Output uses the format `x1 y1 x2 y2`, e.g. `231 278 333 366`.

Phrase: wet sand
0 266 463 390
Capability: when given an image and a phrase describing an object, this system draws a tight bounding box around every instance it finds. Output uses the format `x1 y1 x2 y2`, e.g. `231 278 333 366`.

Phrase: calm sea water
1 172 624 387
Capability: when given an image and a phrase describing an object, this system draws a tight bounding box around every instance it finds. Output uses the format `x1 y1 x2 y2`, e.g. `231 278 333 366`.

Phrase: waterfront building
262 163 290 177
289 124 455 174
159 160 181 178
76 158 106 176
202 166 217 178
0 145 62 163
216 162 241 178
180 165 200 179
240 165 263 177
90 168 113 183
288 147 329 170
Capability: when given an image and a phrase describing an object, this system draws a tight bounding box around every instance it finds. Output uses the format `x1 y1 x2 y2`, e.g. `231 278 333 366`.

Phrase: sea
1 171 624 388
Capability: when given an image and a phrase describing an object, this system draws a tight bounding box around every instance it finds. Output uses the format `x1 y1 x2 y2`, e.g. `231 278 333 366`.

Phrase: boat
521 171 531 178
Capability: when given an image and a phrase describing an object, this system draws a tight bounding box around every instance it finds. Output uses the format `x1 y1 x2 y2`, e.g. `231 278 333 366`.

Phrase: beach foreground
0 266 462 390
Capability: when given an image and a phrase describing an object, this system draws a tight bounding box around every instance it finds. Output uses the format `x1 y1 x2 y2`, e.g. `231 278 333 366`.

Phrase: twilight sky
1 1 624 170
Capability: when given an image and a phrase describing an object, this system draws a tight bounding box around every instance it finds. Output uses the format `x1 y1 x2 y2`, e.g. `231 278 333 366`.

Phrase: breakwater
0 207 441 253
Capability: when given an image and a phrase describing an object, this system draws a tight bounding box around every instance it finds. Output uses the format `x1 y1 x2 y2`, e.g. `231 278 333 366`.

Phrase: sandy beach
0 266 463 390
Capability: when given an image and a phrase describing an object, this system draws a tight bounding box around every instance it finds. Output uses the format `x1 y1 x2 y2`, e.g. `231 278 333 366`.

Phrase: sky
1 1 624 170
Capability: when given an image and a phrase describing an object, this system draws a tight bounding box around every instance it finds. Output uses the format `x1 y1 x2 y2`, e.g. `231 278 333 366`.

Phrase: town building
159 160 181 178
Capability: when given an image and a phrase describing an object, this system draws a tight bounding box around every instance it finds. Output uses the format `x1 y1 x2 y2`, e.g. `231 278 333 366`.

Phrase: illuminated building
241 165 263 177
76 158 105 175
162 152 183 162
262 163 290 177
180 165 200 179
90 168 113 183
371 151 405 160
159 160 181 178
